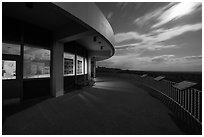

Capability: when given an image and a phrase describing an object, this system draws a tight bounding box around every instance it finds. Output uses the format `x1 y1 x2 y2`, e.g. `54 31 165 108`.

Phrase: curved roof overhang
53 2 115 61
3 2 115 61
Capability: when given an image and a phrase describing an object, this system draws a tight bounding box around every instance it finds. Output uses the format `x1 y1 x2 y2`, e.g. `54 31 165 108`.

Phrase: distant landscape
96 67 202 91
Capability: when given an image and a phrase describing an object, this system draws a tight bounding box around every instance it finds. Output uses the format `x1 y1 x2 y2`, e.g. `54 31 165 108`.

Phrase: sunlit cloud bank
97 2 202 72
115 23 202 49
134 2 201 28
114 22 201 58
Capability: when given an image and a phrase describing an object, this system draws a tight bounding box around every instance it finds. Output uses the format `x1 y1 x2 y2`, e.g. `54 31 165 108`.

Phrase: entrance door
2 54 22 105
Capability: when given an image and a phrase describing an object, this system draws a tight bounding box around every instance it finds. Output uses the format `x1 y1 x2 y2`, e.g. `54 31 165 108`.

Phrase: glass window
2 60 16 80
23 46 50 79
2 43 21 55
64 53 75 76
85 58 88 74
77 56 84 75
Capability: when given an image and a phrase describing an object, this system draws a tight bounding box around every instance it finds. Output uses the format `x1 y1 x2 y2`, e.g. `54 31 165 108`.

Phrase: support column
74 46 77 86
51 41 64 97
93 61 96 78
87 56 91 80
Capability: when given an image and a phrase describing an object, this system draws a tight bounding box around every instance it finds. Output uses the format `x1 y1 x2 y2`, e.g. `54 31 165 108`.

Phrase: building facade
2 2 115 104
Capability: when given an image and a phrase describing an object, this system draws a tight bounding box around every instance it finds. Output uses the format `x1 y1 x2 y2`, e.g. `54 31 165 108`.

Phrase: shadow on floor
2 96 51 126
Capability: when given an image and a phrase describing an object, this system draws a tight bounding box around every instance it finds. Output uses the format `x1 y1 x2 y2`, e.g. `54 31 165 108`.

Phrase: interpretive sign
2 60 16 80
141 74 147 78
64 58 74 75
173 81 197 90
154 76 165 81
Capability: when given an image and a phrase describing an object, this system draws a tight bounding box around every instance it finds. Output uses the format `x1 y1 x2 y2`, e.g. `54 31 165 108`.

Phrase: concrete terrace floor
2 74 185 135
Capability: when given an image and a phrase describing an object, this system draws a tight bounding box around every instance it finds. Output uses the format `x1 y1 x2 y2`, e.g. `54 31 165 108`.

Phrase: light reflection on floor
93 78 137 93
77 93 96 108
82 91 103 103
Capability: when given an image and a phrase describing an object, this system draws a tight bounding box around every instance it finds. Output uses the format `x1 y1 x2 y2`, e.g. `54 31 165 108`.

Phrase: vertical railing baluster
178 88 180 104
195 91 198 119
175 87 178 102
175 87 177 102
179 90 182 106
177 88 179 104
168 81 170 97
181 89 183 106
184 90 186 109
199 91 202 123
186 89 188 111
188 88 190 113
182 90 185 107
191 89 194 115
183 90 186 109
173 86 175 101
197 91 200 122
194 90 196 118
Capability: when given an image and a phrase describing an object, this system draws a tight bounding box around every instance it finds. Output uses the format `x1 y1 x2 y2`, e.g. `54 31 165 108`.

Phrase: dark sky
96 2 202 72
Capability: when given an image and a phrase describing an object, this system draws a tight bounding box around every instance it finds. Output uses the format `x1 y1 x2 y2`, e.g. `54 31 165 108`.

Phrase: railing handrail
134 74 202 125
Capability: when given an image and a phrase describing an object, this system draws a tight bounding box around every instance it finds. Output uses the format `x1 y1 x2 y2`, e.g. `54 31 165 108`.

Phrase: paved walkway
3 75 185 135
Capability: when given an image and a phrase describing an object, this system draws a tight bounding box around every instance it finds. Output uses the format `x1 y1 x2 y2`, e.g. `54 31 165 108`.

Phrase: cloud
115 43 139 49
145 44 177 51
114 23 201 53
151 55 175 63
152 2 201 28
184 55 202 60
134 3 174 27
153 23 202 41
134 2 201 28
115 43 177 52
150 55 202 64
114 32 144 43
115 23 202 44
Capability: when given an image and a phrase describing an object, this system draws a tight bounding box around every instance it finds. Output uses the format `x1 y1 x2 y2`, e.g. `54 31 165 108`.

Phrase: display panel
2 60 16 80
23 46 50 79
78 60 82 74
64 53 75 76
77 56 84 75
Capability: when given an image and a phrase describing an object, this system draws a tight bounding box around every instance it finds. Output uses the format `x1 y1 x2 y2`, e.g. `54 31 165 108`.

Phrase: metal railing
133 74 202 125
